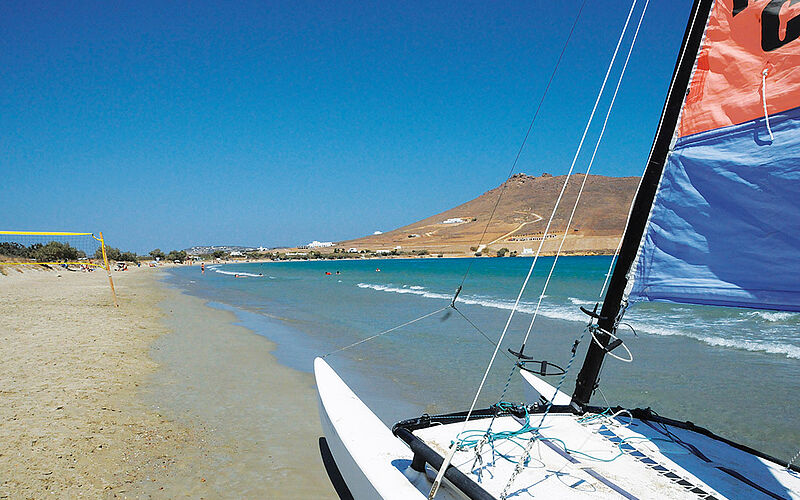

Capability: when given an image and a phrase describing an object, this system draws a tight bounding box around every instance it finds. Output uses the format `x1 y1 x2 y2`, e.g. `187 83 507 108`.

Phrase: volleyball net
0 231 108 266
0 230 119 306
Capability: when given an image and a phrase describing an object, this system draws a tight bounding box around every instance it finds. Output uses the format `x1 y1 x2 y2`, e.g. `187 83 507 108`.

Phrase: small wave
641 327 800 359
568 297 591 305
409 285 425 290
356 282 800 360
355 283 584 322
212 269 263 277
357 283 451 300
746 311 798 322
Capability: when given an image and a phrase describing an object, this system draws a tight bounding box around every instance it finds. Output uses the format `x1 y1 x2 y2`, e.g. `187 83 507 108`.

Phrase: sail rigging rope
455 0 589 292
788 448 800 471
320 306 449 358
589 0 712 397
600 0 710 307
501 1 652 496
518 0 650 351
429 1 643 497
500 328 588 499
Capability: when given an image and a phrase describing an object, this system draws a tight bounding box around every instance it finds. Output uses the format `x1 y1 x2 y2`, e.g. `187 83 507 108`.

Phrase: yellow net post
0 230 119 307
98 232 119 307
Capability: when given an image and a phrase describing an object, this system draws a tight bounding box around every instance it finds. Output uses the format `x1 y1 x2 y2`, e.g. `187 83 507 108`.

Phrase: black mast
571 0 715 407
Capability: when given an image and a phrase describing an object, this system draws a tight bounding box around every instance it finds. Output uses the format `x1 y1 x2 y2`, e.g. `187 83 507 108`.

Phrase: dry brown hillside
335 173 638 256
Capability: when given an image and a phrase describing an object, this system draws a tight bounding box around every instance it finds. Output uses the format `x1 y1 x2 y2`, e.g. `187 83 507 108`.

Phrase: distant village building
373 230 383 235
522 248 535 255
229 251 244 257
286 252 307 256
442 218 465 224
348 248 359 253
308 241 334 248
508 234 557 242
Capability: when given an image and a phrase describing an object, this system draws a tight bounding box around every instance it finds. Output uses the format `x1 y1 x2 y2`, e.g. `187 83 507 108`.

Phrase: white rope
788 448 800 471
762 68 774 141
321 306 449 357
598 0 709 304
519 0 650 349
501 2 648 496
428 1 642 498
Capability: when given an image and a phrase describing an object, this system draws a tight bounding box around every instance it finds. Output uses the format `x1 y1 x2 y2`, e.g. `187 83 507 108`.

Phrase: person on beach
201 262 205 274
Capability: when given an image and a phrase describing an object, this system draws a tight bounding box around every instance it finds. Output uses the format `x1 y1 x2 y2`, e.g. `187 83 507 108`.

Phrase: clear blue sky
1 1 692 253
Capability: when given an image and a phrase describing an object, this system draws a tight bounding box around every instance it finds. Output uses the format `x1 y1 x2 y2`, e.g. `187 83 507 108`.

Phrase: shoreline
143 278 335 497
181 257 800 461
197 251 615 268
0 265 334 498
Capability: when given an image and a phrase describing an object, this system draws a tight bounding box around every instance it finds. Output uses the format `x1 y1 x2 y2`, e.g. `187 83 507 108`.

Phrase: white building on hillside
442 218 465 224
308 241 334 248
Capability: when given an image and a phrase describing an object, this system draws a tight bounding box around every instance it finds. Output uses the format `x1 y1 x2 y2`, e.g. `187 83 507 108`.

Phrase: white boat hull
316 357 800 500
314 358 430 499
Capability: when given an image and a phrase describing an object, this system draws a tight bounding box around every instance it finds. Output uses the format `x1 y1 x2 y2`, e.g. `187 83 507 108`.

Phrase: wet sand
143 282 335 498
0 265 335 498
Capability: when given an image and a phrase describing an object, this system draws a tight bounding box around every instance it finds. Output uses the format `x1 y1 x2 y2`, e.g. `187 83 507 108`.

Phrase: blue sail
626 1 800 312
629 106 800 311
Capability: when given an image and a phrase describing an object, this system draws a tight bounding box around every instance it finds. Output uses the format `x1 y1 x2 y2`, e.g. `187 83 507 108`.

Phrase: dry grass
339 173 638 255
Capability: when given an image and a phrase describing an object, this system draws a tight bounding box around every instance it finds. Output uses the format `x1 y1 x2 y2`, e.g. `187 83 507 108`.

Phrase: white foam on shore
637 325 800 360
356 282 800 359
211 269 263 278
746 311 798 322
356 283 584 321
568 297 591 305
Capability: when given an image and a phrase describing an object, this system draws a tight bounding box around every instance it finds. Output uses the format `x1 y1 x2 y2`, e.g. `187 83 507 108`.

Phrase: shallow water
166 256 800 461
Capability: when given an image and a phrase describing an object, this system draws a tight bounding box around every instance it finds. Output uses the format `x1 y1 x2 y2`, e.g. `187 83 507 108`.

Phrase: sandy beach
0 265 335 498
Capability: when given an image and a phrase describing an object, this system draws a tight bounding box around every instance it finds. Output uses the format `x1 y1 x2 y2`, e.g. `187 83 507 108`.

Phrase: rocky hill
338 173 639 256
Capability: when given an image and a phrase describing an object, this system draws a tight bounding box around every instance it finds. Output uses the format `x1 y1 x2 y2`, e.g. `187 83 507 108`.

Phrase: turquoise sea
165 256 799 462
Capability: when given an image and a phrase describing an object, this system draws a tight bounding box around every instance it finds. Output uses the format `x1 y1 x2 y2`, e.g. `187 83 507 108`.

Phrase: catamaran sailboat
315 0 800 498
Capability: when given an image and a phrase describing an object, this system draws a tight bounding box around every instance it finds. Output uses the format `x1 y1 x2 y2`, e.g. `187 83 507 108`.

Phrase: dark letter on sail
762 0 800 51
